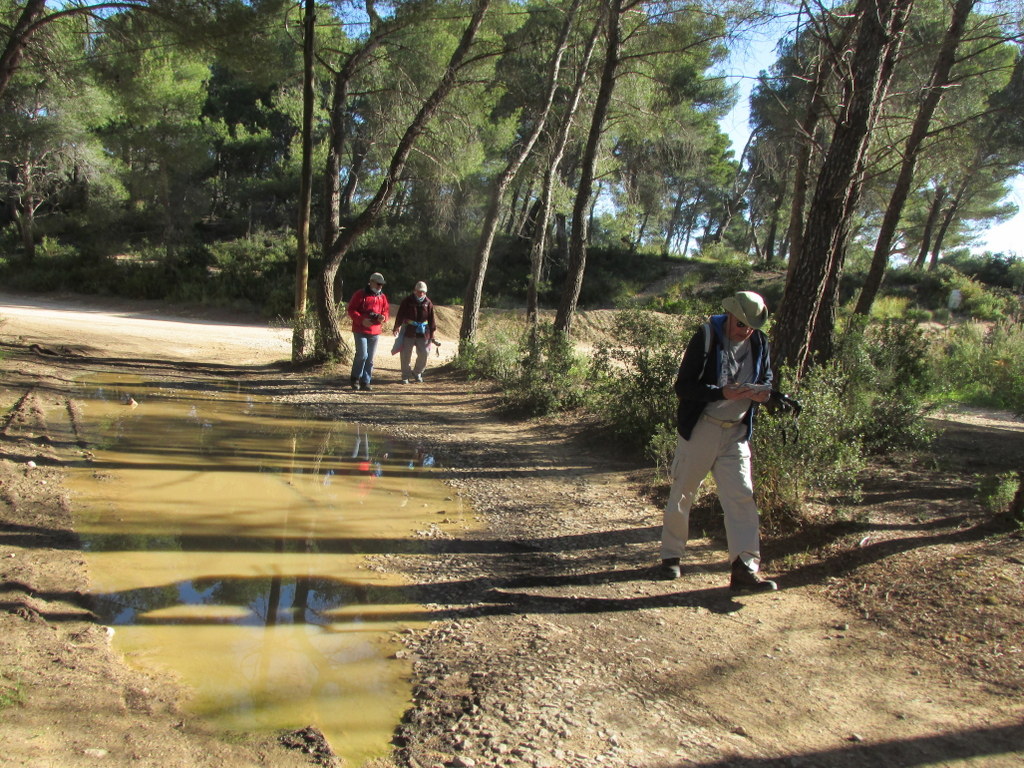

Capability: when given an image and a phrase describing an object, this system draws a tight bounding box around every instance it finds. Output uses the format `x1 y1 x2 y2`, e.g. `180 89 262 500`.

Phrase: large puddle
61 375 466 765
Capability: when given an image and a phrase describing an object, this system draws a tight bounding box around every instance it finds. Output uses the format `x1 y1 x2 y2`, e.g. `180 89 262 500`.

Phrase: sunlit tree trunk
459 0 582 346
914 188 946 268
929 175 969 269
555 0 622 336
855 0 975 316
774 0 916 377
524 5 598 327
293 0 315 363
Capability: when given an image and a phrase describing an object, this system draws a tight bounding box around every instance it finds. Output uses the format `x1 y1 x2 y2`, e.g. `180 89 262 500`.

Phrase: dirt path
1 292 1022 768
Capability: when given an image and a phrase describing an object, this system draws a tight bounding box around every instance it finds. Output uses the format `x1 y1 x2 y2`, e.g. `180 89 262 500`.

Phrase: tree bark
526 20 598 329
854 0 975 316
552 0 622 335
0 0 48 99
293 0 316 362
914 187 946 268
773 0 916 377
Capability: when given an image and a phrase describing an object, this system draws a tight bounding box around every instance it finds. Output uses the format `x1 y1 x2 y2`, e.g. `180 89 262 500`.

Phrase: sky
717 29 1022 259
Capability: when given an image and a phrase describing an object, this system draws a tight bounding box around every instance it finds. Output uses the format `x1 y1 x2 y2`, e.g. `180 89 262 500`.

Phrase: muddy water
63 376 466 765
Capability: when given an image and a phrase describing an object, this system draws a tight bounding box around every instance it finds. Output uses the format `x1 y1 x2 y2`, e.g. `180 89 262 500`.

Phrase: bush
455 322 594 417
931 320 1024 416
977 473 1018 516
753 362 867 529
831 316 935 451
591 309 693 461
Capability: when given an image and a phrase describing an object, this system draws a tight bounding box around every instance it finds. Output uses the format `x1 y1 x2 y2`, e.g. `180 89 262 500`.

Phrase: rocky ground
1 291 1023 768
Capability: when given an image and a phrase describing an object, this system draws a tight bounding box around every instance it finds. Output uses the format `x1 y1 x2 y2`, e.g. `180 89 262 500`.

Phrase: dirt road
1 292 1022 768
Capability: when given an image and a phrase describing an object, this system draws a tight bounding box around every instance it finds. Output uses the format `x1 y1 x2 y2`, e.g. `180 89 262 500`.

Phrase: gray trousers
660 416 762 569
400 337 430 379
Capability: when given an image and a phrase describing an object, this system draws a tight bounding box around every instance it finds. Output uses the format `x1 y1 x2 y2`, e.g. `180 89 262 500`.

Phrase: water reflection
62 375 463 766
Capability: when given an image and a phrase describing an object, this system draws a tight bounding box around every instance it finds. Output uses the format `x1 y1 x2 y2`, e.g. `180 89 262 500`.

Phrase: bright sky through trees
717 21 1022 259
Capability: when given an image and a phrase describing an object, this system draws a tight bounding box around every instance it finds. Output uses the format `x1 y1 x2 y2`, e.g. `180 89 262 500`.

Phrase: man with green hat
658 290 778 592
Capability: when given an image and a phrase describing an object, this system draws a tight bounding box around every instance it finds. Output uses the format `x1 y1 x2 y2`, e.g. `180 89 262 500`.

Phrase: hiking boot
360 381 372 392
658 558 682 580
729 557 777 592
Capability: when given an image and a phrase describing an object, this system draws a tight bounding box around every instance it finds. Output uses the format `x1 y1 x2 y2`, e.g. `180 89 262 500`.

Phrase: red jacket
347 287 390 336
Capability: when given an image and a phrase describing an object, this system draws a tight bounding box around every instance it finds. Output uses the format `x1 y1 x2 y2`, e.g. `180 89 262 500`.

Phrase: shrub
753 361 867 529
831 315 935 451
591 308 693 461
977 473 1018 516
930 320 1024 415
455 322 593 416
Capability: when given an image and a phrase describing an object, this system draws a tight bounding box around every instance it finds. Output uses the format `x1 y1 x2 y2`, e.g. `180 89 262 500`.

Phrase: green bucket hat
722 291 768 330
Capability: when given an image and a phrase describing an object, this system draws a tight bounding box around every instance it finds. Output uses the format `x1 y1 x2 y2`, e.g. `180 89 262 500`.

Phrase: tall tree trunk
662 189 685 258
854 0 975 316
914 187 947 268
681 191 701 256
526 19 599 328
929 182 967 269
322 12 386 324
0 0 47 99
459 0 582 345
785 44 837 282
316 0 491 356
774 0 916 377
763 191 783 267
708 131 756 244
554 0 623 336
293 0 316 362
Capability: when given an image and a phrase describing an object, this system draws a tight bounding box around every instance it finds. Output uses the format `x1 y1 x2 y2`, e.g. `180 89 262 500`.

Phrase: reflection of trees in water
92 583 181 625
93 572 382 628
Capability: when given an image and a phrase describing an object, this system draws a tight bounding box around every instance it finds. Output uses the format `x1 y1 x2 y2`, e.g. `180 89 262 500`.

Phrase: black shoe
658 558 681 580
360 381 372 391
350 379 359 390
729 557 777 592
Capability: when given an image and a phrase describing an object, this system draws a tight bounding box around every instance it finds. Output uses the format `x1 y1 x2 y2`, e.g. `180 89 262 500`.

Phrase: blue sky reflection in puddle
64 375 465 765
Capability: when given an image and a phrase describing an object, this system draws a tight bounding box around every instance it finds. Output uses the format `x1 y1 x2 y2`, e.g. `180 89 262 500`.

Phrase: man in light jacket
659 290 778 592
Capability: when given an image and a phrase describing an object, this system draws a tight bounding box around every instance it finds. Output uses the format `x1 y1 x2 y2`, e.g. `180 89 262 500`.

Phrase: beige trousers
660 416 762 569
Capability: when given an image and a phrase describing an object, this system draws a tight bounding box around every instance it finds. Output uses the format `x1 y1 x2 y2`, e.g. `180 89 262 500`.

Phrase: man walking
659 290 778 592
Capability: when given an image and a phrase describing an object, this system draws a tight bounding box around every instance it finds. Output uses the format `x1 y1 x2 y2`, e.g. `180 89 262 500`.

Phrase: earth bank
1 292 1022 768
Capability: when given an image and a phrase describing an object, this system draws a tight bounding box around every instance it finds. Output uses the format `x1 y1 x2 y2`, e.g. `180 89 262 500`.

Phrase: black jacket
673 313 773 441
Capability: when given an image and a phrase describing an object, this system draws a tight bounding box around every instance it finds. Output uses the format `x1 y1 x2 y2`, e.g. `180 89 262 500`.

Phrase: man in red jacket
347 272 389 391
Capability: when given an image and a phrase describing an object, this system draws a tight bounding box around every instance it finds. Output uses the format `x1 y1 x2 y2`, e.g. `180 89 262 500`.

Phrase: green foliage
889 263 1020 321
591 309 691 462
831 316 935 452
454 322 593 417
977 473 1018 516
753 362 867 528
755 315 935 528
698 243 753 297
0 670 25 711
930 320 1024 416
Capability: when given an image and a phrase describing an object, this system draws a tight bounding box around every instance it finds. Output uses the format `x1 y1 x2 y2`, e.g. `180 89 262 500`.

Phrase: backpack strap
698 321 712 381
